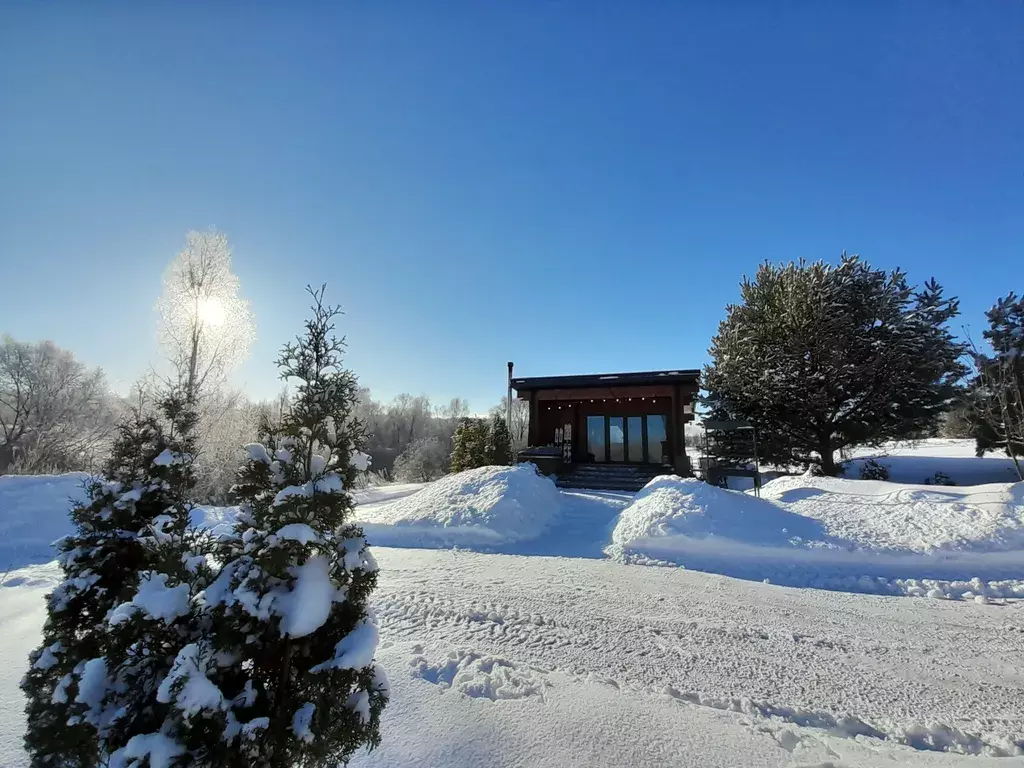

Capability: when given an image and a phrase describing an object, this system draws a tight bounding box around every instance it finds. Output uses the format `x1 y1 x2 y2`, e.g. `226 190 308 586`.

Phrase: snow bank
356 465 562 548
761 475 1024 553
608 475 1024 599
0 473 89 571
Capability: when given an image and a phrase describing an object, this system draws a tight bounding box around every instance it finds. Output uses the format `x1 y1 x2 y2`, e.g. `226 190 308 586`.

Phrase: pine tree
449 417 490 472
21 394 200 767
703 255 966 475
161 285 386 767
967 292 1024 478
486 414 513 466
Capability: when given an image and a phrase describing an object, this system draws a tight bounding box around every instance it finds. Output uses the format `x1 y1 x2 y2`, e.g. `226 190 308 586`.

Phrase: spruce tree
486 414 513 466
703 255 965 475
450 417 491 472
21 394 200 768
161 286 386 767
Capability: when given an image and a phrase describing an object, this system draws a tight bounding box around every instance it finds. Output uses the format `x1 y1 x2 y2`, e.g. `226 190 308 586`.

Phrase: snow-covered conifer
21 393 201 767
166 285 386 767
486 414 514 466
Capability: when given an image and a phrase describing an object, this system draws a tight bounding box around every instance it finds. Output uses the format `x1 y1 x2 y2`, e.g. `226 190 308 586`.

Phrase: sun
196 296 227 327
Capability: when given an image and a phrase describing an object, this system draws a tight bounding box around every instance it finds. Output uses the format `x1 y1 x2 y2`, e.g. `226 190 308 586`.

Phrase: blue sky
1 3 1021 412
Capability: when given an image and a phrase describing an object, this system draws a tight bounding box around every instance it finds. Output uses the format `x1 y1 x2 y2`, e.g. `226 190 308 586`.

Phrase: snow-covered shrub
393 436 448 482
21 392 201 767
153 286 387 766
925 471 957 486
859 459 890 481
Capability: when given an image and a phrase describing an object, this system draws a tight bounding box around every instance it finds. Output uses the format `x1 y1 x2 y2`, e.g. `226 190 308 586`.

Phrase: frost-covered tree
703 255 965 475
489 397 529 452
486 414 513 466
449 417 490 473
157 286 386 767
21 393 199 767
967 292 1024 479
393 436 448 482
157 229 256 403
0 336 118 474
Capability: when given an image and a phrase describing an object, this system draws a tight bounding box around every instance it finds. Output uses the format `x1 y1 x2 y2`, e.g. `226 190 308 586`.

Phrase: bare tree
156 229 256 402
0 336 118 474
490 396 529 451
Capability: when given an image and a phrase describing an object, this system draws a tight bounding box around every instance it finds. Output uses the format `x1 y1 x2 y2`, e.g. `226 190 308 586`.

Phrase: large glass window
587 415 606 462
608 417 624 462
646 414 667 464
627 416 644 462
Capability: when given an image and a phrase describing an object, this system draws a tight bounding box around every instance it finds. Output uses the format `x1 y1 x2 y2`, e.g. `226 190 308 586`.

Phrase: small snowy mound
606 476 825 564
356 464 561 549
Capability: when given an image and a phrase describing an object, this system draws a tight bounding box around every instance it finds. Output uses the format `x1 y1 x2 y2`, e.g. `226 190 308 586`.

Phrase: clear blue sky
2 3 1021 412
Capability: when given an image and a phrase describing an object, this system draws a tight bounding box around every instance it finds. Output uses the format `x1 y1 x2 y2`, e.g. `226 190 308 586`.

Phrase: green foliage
966 292 1024 474
21 393 199 768
158 285 386 767
858 458 890 481
449 417 490 473
486 414 514 466
703 255 966 475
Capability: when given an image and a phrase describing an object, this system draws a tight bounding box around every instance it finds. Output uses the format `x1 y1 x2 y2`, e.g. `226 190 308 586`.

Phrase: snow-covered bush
153 286 387 766
859 459 890 481
21 393 200 767
393 436 448 482
925 471 957 486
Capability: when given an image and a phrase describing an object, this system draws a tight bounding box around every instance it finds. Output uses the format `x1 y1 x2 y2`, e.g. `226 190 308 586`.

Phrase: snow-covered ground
844 439 1022 486
608 474 1024 599
3 551 1023 766
3 441 1024 765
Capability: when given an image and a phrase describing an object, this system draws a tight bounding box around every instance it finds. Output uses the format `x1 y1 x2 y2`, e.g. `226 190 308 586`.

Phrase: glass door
586 415 606 462
608 417 625 461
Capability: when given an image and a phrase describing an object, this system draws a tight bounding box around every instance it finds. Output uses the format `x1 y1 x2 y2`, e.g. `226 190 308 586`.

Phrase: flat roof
512 369 700 392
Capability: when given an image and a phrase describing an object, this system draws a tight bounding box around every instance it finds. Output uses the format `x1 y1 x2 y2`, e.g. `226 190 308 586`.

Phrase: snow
4 550 1024 766
245 443 271 464
292 701 316 743
356 465 562 548
0 473 88 571
275 522 320 544
108 572 191 625
152 449 190 467
110 732 184 768
609 475 1024 598
156 642 225 719
352 450 372 471
311 617 379 672
280 556 336 638
843 439 1021 485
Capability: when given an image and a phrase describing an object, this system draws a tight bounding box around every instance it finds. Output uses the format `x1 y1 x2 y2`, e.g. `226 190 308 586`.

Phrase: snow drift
356 464 562 549
607 475 1024 599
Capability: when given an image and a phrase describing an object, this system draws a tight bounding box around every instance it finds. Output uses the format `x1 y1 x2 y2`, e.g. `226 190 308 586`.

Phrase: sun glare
196 296 227 327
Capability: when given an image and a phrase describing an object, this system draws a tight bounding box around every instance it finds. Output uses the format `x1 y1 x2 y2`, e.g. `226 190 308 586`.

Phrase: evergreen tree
703 255 965 475
21 394 199 768
967 292 1024 478
159 285 386 767
449 417 490 472
486 414 513 465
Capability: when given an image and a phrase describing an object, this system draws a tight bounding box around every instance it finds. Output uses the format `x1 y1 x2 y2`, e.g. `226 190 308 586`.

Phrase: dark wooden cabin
512 369 700 484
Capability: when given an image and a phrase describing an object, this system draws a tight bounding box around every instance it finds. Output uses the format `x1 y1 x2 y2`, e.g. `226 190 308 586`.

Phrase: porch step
555 463 670 492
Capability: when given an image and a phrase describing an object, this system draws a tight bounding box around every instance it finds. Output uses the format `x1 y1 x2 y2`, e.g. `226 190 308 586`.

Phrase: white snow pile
356 464 562 548
608 475 1024 600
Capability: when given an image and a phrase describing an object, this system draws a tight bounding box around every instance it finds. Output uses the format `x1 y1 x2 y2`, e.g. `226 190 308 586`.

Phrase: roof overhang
512 369 700 394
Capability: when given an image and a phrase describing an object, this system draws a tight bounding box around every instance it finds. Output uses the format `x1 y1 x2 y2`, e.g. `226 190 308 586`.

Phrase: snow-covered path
3 550 1023 766
367 548 1024 761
